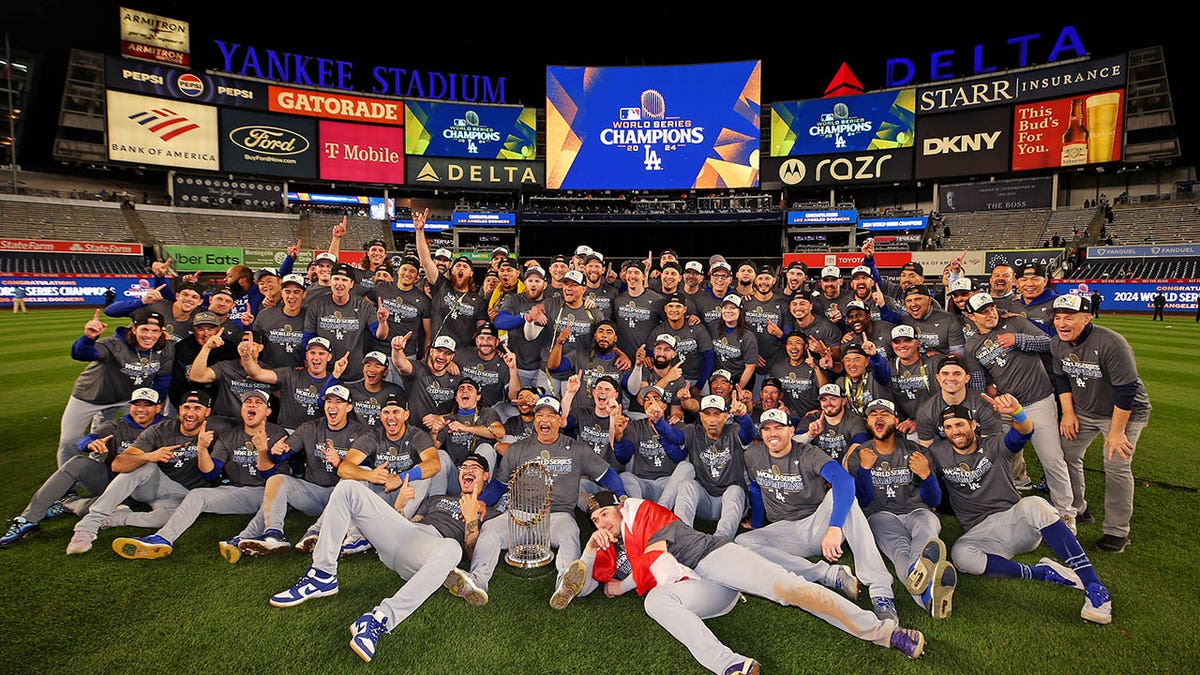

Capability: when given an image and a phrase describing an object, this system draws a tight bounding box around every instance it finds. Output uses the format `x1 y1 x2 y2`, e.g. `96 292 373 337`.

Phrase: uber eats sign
164 246 243 272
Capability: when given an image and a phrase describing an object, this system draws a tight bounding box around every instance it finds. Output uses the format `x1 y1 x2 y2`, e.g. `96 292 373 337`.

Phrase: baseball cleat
219 538 242 564
65 530 96 555
724 657 761 674
1081 582 1113 625
928 560 957 619
889 627 925 659
1 517 38 548
904 537 947 595
113 534 173 560
871 596 899 625
1036 557 1084 589
1076 506 1095 525
270 567 339 607
238 529 291 556
444 569 488 606
1096 534 1129 553
44 499 71 520
349 611 389 662
831 564 859 601
550 559 588 610
294 530 319 555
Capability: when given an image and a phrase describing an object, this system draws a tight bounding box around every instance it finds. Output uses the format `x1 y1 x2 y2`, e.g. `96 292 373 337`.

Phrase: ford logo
229 126 310 155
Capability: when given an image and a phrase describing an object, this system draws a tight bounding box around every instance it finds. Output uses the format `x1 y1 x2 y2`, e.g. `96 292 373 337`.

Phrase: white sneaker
444 569 488 606
66 530 97 555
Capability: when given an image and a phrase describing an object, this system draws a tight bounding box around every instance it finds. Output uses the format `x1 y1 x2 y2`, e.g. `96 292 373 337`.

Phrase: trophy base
504 548 554 578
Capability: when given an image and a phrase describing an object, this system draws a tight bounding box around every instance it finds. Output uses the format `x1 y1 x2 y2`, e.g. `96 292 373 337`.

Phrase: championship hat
239 389 271 403
699 395 728 412
130 388 160 404
759 408 790 427
324 385 352 402
966 293 996 313
254 267 280 282
306 336 332 352
948 277 974 294
684 261 704 274
864 398 896 415
1052 294 1090 314
433 248 453 261
280 274 306 289
710 369 733 384
821 266 841 279
432 335 457 352
363 351 388 365
534 395 561 414
191 311 219 326
851 265 872 277
563 270 585 285
818 383 843 398
586 490 621 515
891 325 917 341
654 333 678 349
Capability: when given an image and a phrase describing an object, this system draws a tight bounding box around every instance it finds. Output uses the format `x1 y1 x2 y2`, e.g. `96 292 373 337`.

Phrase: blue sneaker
831 564 859 601
928 560 957 619
1 518 38 548
112 534 173 560
270 567 339 607
45 499 71 520
889 627 925 659
238 529 291 557
219 538 242 564
1082 583 1113 625
349 611 389 662
872 596 899 624
724 658 760 674
904 538 947 595
340 536 373 558
1036 557 1084 589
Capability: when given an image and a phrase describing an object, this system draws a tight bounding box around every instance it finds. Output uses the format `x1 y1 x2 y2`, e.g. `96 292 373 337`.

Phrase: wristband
400 466 423 483
1011 406 1028 423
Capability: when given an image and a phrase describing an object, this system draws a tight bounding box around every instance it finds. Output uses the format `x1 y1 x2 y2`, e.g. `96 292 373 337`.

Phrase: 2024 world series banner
546 61 761 190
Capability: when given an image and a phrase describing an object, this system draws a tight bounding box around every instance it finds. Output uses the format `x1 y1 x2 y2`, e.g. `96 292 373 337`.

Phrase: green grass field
1 309 1197 674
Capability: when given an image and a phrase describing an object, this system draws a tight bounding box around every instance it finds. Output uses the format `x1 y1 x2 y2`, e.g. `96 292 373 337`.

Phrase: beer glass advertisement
1011 89 1124 171
405 101 537 160
545 61 761 190
771 89 916 157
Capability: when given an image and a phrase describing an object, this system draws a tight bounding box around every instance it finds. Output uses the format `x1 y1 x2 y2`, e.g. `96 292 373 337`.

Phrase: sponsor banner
405 100 537 160
873 234 925 243
243 248 314 269
105 56 264 108
451 212 516 227
546 61 761 190
939 176 1054 212
1012 89 1124 170
912 250 987 276
173 174 283 209
787 210 857 225
915 107 1011 179
1 275 152 306
268 85 403 125
319 120 406 184
407 157 544 189
917 55 1127 115
984 248 1062 271
1053 280 1200 313
765 149 914 187
771 89 916 156
1087 244 1200 259
859 216 928 232
107 91 219 170
220 109 318 178
285 192 368 206
0 239 143 255
163 245 243 272
783 251 912 269
119 6 189 66
392 219 452 233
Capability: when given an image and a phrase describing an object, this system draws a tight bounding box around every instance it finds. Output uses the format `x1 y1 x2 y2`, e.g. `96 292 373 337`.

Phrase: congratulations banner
405 101 536 160
0 276 151 306
1054 281 1200 313
771 89 915 157
546 61 761 190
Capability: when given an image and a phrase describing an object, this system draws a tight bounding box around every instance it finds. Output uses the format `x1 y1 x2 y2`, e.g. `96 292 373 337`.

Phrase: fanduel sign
213 40 507 103
885 25 1086 87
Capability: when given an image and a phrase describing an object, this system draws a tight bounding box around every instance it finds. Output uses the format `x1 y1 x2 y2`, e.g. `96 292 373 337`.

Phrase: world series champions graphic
546 61 761 190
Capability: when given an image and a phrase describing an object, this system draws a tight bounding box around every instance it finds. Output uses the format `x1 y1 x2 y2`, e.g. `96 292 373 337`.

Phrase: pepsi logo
177 73 205 97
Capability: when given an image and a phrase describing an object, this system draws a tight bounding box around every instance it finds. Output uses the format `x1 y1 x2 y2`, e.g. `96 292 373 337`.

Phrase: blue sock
983 554 1031 579
1041 520 1102 587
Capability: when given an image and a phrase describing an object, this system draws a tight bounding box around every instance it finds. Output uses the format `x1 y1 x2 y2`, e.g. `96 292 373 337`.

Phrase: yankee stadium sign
213 40 507 103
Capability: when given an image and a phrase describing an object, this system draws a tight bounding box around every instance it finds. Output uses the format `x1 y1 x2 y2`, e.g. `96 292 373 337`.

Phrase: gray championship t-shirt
281 417 374 486
744 440 834 523
210 422 290 487
129 416 236 489
916 390 1005 444
1051 324 1151 418
963 316 1054 403
802 412 868 464
844 436 930 516
926 432 1022 531
497 435 612 514
252 306 307 368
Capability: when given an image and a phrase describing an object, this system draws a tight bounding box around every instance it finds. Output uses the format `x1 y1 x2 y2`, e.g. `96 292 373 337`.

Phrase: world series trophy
504 460 553 574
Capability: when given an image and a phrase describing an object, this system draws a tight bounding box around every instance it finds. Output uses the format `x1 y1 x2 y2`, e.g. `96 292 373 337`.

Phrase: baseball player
611 386 692 509
915 354 1004 447
303 263 389 382
104 279 203 346
1011 263 1059 334
225 385 374 559
835 342 892 419
926 397 1114 625
735 408 901 623
962 292 1075 528
657 394 756 540
647 292 715 388
769 331 829 421
374 256 432 359
535 269 607 397
168 310 241 411
554 492 926 673
839 300 896 361
612 262 667 362
111 389 288 559
268 452 495 662
429 378 504 496
65 390 232 554
844 399 953 618
783 292 843 352
241 334 339 431
882 325 941 436
338 351 404 428
414 209 484 350
389 332 460 433
251 273 308 368
625 333 687 418
1050 294 1151 552
57 310 173 468
797 384 870 465
453 322 520 411
562 374 625 476
452 395 626 603
493 265 555 388
547 319 632 400
188 331 275 419
2 389 164 548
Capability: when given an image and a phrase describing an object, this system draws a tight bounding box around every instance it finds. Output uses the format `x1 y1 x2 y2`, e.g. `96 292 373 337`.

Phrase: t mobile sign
319 120 405 184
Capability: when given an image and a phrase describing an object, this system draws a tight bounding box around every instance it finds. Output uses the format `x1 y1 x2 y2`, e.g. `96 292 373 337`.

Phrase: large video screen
546 61 761 190
1011 89 1124 171
405 101 537 160
772 89 915 157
